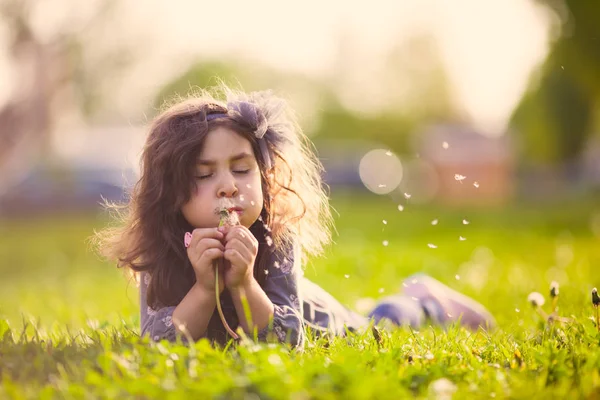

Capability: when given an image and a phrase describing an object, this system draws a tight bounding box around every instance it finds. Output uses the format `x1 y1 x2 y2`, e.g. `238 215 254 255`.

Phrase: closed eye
195 174 212 180
233 170 250 174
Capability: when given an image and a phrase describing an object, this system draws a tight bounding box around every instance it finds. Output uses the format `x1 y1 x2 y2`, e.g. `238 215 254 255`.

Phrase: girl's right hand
185 228 226 294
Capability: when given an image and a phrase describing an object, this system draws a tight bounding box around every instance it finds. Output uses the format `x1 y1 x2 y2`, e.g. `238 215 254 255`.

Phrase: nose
217 172 238 198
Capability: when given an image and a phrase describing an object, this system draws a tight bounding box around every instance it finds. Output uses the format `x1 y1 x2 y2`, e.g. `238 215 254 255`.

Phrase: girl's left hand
220 225 259 289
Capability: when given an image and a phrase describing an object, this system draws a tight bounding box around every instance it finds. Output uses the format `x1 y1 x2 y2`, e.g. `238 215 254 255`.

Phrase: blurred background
1 0 599 332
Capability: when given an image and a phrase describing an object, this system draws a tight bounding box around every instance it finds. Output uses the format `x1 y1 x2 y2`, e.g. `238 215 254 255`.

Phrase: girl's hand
185 228 226 294
219 225 259 289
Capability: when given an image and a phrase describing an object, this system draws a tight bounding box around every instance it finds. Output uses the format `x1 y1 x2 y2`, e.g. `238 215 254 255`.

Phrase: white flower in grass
527 292 545 307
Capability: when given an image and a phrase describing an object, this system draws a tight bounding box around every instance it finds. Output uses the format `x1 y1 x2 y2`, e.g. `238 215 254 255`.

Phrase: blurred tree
0 0 135 195
511 0 600 166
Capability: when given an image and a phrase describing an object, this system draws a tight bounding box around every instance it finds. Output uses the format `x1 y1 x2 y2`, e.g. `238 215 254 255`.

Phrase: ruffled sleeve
139 272 179 342
256 243 305 348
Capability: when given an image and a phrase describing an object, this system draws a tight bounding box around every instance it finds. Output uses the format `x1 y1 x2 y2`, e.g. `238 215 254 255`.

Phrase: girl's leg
368 273 495 330
402 273 495 330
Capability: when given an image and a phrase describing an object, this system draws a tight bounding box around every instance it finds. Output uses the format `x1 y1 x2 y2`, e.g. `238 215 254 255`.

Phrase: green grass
1 192 599 399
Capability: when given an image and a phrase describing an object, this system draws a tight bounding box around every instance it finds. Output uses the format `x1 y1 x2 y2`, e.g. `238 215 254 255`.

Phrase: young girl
96 86 495 346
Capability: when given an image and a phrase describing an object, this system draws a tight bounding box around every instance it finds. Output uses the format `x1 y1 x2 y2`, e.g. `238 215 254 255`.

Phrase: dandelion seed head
527 292 545 307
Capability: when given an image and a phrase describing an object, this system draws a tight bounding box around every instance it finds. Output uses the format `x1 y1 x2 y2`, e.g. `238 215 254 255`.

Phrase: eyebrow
196 152 254 166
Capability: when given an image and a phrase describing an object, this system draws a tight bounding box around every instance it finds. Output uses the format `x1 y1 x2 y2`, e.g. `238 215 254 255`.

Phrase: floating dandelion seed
442 142 449 149
265 236 273 246
463 219 469 225
264 269 269 275
473 182 480 188
246 184 252 189
382 220 387 225
344 274 350 279
454 174 467 182
455 275 460 280
404 193 412 199
428 243 438 249
385 150 392 156
239 195 245 202
382 240 389 247
250 200 255 206
515 308 520 313
379 288 385 294
378 184 387 188
274 261 280 268
459 236 466 241
398 204 404 212
431 219 438 225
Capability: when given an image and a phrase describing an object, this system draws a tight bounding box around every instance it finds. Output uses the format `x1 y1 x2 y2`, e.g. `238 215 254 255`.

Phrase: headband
206 101 272 170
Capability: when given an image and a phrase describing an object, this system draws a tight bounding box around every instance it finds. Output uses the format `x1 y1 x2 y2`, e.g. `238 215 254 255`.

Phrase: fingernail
184 232 192 248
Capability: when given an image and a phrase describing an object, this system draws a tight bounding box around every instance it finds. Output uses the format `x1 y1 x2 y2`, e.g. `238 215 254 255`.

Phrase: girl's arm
229 278 274 334
140 272 216 342
172 282 218 340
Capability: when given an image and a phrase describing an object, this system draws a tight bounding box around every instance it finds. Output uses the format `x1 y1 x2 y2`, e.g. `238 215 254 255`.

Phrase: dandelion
528 292 545 307
428 243 437 249
397 204 404 212
431 219 438 225
592 288 599 332
528 291 548 320
454 174 466 182
550 281 559 313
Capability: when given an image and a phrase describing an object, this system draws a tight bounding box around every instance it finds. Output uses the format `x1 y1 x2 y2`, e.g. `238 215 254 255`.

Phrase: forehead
199 126 255 159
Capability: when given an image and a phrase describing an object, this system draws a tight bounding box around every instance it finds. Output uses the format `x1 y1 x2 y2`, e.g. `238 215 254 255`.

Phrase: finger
225 226 258 252
225 237 255 259
224 248 251 267
198 248 224 264
193 238 225 253
189 228 224 247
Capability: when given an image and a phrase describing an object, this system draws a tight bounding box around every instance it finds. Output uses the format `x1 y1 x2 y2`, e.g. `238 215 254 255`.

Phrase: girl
96 86 495 347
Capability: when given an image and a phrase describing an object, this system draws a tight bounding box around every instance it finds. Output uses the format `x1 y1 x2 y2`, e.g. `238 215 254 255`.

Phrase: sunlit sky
0 0 553 136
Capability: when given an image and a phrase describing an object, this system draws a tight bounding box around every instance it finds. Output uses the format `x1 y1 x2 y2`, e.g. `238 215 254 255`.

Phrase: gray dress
140 243 371 347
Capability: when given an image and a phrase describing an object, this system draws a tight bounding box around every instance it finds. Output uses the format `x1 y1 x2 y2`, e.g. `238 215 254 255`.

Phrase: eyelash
195 170 250 180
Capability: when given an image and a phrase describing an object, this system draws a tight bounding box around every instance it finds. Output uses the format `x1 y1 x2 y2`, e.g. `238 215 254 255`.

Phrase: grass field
1 192 599 399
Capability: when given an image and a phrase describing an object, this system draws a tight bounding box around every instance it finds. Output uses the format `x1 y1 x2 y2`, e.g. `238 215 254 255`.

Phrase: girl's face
181 126 265 229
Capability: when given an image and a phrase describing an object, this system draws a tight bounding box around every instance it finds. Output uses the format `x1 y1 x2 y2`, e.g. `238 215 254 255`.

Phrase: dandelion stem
595 306 599 333
214 259 239 340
